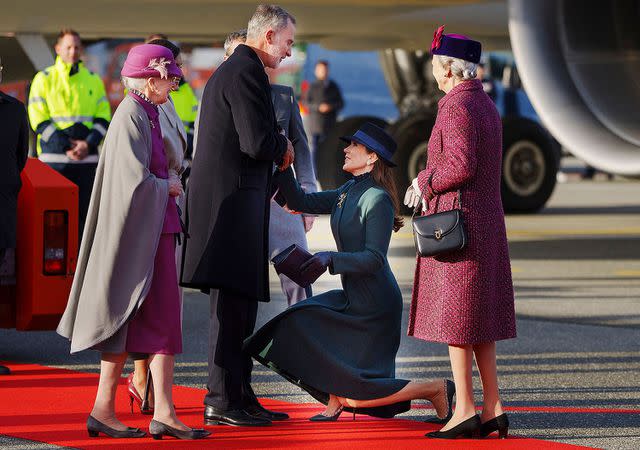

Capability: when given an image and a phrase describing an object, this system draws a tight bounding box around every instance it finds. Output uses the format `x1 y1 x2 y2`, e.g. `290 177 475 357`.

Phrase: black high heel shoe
425 414 480 439
149 420 211 440
424 379 455 424
479 413 509 439
86 415 146 438
309 406 344 422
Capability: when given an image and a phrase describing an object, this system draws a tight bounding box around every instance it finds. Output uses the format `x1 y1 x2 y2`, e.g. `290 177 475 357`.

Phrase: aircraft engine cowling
509 0 640 176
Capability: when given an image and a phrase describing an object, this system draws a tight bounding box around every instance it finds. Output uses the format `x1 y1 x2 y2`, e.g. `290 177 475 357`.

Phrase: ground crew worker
28 29 111 240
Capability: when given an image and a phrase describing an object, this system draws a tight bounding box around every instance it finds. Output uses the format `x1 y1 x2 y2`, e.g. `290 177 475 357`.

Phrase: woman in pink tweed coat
405 27 516 440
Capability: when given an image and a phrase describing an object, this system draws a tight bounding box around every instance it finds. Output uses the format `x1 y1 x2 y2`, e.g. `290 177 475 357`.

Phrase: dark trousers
311 133 326 178
49 162 97 244
205 288 259 410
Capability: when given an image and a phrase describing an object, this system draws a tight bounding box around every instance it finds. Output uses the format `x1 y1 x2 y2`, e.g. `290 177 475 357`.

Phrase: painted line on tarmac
410 404 640 414
308 227 640 245
507 228 640 238
614 270 640 277
50 351 639 373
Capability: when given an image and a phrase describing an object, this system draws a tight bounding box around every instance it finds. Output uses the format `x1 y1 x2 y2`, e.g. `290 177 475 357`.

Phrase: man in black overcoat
181 4 296 426
304 60 344 163
0 58 30 376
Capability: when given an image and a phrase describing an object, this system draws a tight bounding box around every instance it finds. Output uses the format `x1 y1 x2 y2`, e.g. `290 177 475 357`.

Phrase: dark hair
57 28 80 43
224 29 247 56
146 38 180 58
316 60 329 68
146 33 168 41
368 154 404 232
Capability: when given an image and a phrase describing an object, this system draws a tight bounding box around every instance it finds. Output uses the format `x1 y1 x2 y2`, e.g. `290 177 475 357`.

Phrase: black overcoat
304 79 344 135
0 92 29 249
180 45 287 302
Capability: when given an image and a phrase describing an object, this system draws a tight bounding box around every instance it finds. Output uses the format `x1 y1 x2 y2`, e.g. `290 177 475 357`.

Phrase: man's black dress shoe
245 402 289 421
204 405 271 427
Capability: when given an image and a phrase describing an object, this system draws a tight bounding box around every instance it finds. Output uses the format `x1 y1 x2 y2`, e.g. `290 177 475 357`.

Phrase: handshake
278 128 295 172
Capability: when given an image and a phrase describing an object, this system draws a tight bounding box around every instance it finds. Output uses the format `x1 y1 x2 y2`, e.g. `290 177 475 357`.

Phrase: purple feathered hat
121 44 182 79
430 25 481 64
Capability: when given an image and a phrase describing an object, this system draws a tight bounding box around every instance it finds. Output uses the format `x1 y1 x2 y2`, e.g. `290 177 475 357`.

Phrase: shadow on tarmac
540 205 640 215
388 238 640 260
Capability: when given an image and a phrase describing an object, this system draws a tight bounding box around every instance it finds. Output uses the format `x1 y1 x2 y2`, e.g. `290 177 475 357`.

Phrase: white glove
411 177 422 195
403 185 422 209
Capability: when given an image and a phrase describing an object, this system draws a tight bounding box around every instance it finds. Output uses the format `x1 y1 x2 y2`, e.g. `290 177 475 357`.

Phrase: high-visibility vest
28 57 111 161
170 82 198 134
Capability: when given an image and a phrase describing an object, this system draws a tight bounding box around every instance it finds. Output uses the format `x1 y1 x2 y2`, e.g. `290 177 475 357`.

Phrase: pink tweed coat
408 79 516 345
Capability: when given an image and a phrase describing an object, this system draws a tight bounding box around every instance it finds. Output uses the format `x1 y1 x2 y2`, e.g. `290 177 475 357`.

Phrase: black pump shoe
425 379 455 424
149 420 211 440
309 406 344 422
425 414 480 439
86 416 146 438
479 413 509 439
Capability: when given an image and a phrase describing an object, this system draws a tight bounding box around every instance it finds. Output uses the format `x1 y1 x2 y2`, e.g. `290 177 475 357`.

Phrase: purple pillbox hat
121 44 182 79
430 25 481 64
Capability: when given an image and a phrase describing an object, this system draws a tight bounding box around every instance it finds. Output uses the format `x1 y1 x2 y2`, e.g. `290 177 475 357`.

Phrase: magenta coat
408 79 516 345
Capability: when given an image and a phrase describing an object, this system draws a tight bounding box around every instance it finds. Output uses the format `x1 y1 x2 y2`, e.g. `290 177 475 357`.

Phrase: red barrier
10 158 78 330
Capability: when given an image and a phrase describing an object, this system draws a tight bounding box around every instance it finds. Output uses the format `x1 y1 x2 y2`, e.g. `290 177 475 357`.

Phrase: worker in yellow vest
28 29 111 240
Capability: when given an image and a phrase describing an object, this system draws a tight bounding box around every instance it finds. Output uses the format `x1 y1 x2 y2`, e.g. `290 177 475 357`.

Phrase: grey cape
57 96 169 354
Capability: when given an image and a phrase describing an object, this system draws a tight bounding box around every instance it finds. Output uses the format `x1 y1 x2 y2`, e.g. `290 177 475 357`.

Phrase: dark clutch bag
412 190 467 257
271 244 315 287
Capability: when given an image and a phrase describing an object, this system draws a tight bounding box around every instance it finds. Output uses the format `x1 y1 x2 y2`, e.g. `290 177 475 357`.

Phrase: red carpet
0 362 603 449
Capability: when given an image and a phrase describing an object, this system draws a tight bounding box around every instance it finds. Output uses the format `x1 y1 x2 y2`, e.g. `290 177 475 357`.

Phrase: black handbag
412 189 467 257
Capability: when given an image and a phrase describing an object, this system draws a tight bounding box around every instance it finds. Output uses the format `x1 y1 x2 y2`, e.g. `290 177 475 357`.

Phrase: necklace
130 89 154 105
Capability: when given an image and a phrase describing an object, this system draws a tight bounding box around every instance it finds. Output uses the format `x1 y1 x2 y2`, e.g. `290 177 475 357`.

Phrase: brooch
337 192 347 208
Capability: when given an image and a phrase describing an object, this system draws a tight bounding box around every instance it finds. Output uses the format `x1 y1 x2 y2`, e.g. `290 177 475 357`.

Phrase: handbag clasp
434 229 443 240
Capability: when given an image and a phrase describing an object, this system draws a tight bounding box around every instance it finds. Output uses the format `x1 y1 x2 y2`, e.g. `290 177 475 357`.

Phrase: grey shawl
159 96 187 285
57 96 169 353
159 97 187 175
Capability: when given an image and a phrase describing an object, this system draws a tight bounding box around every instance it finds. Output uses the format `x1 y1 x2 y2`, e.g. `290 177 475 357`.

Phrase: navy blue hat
430 25 481 64
340 122 397 167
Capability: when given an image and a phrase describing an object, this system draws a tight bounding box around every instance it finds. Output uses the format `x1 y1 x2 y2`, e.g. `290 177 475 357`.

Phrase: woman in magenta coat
405 27 516 439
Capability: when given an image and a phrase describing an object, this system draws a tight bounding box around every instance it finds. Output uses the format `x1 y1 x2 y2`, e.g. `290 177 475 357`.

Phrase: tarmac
1 178 639 449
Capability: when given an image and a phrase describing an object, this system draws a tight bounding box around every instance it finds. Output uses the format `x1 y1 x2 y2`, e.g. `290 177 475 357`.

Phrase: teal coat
245 169 410 417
